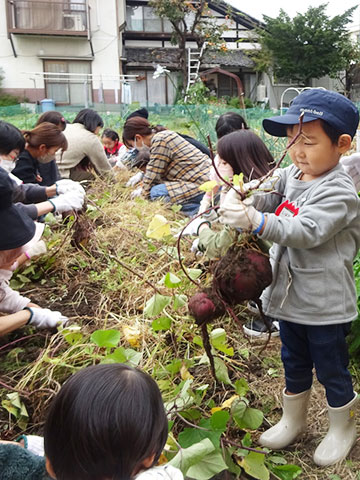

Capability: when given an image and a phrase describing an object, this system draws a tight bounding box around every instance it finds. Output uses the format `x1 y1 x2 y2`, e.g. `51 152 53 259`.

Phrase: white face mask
37 152 55 164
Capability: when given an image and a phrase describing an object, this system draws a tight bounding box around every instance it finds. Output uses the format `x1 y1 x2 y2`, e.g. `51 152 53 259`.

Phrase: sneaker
243 316 280 338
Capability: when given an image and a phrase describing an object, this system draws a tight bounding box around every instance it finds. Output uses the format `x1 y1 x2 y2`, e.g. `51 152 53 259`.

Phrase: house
0 0 127 106
123 0 264 105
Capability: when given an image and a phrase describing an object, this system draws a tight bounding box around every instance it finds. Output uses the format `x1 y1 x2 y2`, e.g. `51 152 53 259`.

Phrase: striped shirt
142 130 211 203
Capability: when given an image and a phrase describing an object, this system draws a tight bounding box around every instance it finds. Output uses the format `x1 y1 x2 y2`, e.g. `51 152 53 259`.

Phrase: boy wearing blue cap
219 89 360 466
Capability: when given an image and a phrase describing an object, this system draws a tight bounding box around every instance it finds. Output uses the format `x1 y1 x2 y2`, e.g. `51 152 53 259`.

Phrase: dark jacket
12 151 60 186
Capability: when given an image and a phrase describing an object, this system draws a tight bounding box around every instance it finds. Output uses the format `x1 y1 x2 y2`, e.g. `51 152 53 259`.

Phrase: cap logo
299 107 324 117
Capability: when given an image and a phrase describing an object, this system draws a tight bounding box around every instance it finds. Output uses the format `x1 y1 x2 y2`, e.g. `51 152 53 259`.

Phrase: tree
252 4 358 89
148 0 230 92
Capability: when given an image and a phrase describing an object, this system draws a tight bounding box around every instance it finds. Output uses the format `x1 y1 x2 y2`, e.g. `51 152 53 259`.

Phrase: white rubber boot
313 393 358 466
259 388 311 449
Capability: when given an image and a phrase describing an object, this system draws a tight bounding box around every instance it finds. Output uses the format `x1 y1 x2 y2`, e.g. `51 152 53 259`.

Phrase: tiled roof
125 47 254 68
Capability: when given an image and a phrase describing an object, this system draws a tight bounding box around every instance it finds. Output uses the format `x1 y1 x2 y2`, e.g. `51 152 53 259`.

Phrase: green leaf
165 359 182 374
268 455 287 465
234 378 249 396
187 268 202 280
178 425 221 449
186 451 227 480
91 329 121 348
242 432 252 447
152 316 171 332
144 293 171 317
102 347 127 364
234 405 264 430
173 294 187 310
164 272 182 288
210 410 230 432
214 357 232 385
268 464 302 480
124 348 142 366
210 328 234 356
169 438 216 473
240 451 269 480
231 399 247 425
193 335 203 347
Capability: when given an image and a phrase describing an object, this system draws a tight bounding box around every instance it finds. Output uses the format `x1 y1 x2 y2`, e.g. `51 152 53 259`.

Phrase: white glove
126 171 144 187
131 186 143 199
219 188 264 233
114 159 126 170
24 240 47 259
178 217 210 236
340 154 360 192
56 179 85 197
191 238 200 253
50 191 85 213
26 307 68 329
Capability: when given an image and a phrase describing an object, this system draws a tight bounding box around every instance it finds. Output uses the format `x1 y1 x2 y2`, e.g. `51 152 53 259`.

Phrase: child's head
23 123 68 164
216 130 273 181
0 121 25 159
36 111 67 132
73 109 104 134
215 112 249 139
101 128 120 150
44 364 168 480
263 89 359 179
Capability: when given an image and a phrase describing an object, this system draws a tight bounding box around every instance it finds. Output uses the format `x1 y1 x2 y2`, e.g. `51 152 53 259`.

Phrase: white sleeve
340 154 360 192
0 270 30 314
135 465 184 480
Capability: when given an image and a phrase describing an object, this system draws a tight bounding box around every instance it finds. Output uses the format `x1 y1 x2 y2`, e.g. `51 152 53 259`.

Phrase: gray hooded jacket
255 163 360 325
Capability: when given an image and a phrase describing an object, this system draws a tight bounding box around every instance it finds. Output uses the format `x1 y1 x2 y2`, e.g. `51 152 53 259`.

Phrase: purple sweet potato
188 289 225 326
214 247 272 305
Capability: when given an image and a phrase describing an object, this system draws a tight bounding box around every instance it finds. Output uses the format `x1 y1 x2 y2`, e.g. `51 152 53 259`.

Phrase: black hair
320 120 343 144
36 111 67 131
215 112 249 139
217 130 273 181
101 128 119 142
44 364 168 480
73 109 104 133
0 121 25 155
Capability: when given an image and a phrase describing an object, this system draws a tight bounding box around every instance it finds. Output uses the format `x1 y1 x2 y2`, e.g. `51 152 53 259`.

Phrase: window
126 5 173 33
127 70 178 105
44 60 91 105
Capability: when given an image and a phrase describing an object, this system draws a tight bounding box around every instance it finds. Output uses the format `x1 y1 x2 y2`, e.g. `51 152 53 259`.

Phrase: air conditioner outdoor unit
63 13 85 31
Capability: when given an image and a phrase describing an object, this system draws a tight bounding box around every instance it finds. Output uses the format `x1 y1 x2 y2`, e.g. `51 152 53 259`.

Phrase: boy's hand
219 189 264 233
25 307 68 329
340 154 360 192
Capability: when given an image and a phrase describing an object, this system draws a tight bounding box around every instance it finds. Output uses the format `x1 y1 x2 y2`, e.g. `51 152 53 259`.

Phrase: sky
227 0 360 29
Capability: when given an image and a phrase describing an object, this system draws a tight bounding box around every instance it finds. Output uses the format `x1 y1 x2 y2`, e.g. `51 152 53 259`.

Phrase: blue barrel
40 99 55 112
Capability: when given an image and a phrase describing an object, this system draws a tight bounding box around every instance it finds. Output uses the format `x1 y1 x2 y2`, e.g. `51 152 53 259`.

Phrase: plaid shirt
142 131 211 203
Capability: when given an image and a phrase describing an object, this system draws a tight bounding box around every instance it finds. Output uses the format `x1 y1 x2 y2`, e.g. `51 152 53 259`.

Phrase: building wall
0 0 124 104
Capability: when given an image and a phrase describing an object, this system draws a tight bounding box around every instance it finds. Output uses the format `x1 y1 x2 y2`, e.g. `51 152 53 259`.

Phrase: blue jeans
279 320 354 407
150 184 204 217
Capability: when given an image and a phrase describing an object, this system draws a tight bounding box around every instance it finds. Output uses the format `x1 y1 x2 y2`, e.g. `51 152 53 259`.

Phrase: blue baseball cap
263 89 360 138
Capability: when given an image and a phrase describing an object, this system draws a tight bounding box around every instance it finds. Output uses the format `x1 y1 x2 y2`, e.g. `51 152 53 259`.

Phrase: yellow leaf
198 180 218 192
221 394 239 409
146 215 171 240
211 407 223 414
157 453 168 465
180 363 194 380
122 325 141 347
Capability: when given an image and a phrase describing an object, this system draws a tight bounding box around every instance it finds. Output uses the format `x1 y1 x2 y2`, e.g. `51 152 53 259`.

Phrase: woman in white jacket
56 109 111 181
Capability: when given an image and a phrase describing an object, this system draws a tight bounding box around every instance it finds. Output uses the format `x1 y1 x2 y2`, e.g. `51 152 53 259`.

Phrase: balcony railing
6 0 89 36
